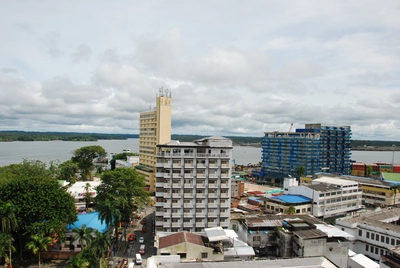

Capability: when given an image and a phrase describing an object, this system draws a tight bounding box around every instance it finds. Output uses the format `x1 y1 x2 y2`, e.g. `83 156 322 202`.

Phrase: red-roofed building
157 232 224 262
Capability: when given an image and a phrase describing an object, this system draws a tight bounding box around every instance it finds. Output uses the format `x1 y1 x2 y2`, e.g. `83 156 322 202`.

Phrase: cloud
71 44 92 63
0 0 399 141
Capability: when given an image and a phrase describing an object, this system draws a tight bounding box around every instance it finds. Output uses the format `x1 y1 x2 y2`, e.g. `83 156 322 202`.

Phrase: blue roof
270 194 312 204
67 212 108 233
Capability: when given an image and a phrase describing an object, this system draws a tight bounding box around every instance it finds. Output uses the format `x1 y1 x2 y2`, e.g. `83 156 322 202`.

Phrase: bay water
0 139 397 167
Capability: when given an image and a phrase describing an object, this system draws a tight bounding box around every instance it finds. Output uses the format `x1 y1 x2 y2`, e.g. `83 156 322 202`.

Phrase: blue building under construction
261 123 352 180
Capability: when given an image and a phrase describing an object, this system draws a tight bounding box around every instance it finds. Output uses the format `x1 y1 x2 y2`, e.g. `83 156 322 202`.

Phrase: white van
128 262 134 268
135 253 142 265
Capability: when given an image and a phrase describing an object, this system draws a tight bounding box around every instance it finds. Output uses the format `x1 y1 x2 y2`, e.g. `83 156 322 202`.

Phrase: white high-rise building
155 136 233 232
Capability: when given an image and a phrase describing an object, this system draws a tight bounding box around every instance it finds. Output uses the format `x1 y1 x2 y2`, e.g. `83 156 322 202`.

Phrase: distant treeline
0 131 138 141
0 131 399 148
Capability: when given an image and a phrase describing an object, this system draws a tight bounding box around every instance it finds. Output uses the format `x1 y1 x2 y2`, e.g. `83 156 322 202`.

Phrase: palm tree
68 253 90 268
90 229 112 268
72 225 94 249
26 234 53 268
392 184 400 207
296 166 306 178
97 199 121 242
0 202 17 266
83 183 94 210
286 205 296 215
0 233 15 266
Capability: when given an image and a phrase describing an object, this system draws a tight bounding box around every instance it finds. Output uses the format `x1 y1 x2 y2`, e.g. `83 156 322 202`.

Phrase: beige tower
137 88 172 192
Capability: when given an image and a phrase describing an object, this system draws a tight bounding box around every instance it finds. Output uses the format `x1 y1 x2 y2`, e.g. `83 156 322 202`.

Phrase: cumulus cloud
0 1 399 140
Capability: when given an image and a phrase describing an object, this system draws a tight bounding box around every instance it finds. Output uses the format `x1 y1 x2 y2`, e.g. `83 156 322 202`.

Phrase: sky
0 1 399 140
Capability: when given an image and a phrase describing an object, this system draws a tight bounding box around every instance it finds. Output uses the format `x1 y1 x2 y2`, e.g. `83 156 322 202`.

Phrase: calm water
0 139 397 167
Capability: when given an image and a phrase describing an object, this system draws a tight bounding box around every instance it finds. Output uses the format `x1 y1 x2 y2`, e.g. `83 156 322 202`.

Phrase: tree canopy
0 160 77 256
95 168 148 240
71 145 107 180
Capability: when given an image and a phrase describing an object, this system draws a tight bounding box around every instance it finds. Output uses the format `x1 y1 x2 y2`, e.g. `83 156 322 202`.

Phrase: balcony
208 213 218 217
208 193 218 198
221 173 230 179
172 222 181 227
173 163 182 168
196 193 206 198
156 162 164 168
155 191 164 197
184 222 193 228
155 220 163 226
196 164 206 169
172 183 182 188
171 154 182 158
172 173 182 179
185 163 194 168
197 173 206 178
195 212 205 217
164 183 172 188
163 192 171 198
163 203 171 208
208 202 218 208
220 193 229 198
208 183 218 188
183 183 194 188
155 202 164 207
208 173 218 179
196 183 206 188
172 212 181 217
156 182 164 187
164 163 171 168
155 211 163 217
184 193 193 198
172 193 181 198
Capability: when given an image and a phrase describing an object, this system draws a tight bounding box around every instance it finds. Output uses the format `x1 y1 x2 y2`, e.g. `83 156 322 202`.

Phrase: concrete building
306 173 400 207
136 88 172 192
155 136 232 232
154 227 254 262
335 207 400 262
148 256 337 268
234 214 349 267
67 181 101 208
288 176 362 219
261 124 351 180
265 194 312 214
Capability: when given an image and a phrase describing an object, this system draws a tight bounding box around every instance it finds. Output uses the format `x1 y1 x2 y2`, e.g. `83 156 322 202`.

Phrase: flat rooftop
270 194 312 204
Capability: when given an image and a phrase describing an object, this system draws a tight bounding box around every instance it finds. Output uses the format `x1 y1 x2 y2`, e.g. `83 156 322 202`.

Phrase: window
392 238 395 246
376 234 379 241
365 245 369 251
358 230 362 236
371 233 375 240
386 237 390 244
177 253 187 259
381 236 385 243
366 232 370 239
370 246 374 253
375 247 378 254
201 252 208 258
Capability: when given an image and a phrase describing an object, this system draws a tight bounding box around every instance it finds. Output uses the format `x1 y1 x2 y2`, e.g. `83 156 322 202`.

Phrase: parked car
139 237 144 243
128 233 134 241
141 218 147 225
142 226 146 233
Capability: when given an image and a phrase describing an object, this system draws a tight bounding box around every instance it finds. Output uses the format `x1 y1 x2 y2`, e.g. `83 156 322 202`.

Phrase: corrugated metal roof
159 232 205 249
293 229 327 239
204 226 228 242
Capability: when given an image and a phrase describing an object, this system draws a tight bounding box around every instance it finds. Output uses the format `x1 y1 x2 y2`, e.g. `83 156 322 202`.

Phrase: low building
335 207 400 262
265 194 312 214
288 176 362 219
154 227 254 262
149 256 337 268
348 249 380 268
381 245 400 268
67 181 101 208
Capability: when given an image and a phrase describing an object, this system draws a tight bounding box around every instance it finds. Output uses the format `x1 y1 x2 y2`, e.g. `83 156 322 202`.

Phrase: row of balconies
158 192 230 199
157 172 230 179
155 181 229 189
157 219 230 229
161 201 230 208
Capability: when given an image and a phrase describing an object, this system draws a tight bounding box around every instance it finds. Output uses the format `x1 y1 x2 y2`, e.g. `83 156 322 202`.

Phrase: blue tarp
66 212 108 233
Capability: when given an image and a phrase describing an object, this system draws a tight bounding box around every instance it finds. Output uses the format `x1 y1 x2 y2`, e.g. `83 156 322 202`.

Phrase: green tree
0 202 17 266
296 166 306 178
95 168 148 237
26 234 53 268
0 160 77 257
83 183 94 210
90 229 111 268
392 184 400 207
68 253 90 268
96 199 121 242
0 233 15 266
72 225 94 249
72 146 107 180
59 160 80 184
286 205 296 215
